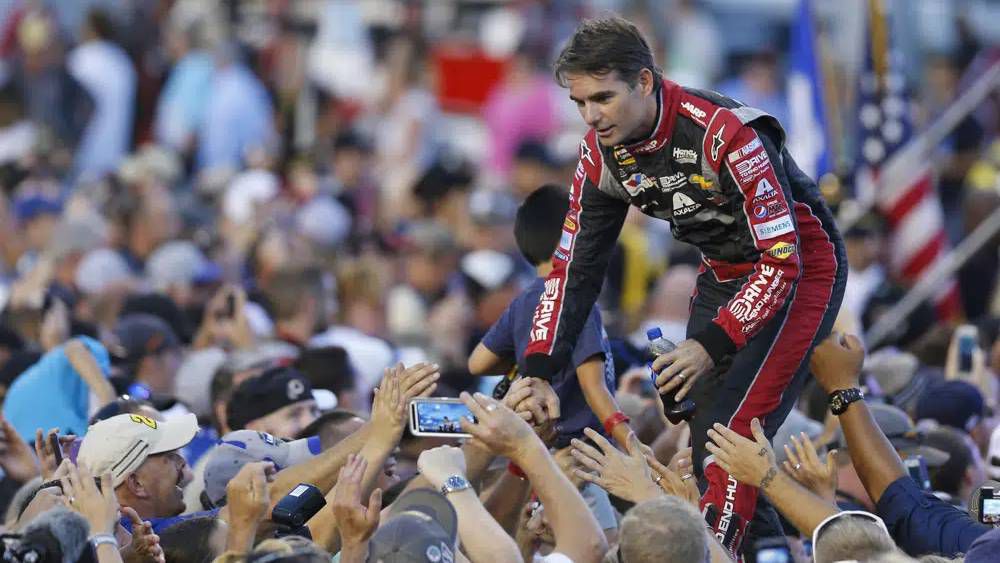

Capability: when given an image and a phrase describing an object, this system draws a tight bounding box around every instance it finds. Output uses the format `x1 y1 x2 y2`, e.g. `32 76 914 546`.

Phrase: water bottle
647 327 697 424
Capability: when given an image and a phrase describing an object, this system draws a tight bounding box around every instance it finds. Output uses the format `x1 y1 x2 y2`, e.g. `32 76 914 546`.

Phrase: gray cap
368 489 458 562
145 241 211 289
202 430 322 506
836 403 950 466
75 248 133 295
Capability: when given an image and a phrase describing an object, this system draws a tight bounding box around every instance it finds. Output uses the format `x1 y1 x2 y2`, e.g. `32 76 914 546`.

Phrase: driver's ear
639 68 656 96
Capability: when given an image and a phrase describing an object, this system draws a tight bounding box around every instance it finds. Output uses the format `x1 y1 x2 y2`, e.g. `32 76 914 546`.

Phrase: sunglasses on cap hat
811 510 890 553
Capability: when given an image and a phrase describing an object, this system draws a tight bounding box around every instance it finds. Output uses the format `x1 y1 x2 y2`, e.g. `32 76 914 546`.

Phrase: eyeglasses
811 510 890 554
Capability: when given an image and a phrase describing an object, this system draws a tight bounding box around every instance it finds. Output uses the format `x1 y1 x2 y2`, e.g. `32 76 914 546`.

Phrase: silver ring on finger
653 474 663 485
678 373 687 382
485 404 497 412
794 463 802 471
681 473 694 481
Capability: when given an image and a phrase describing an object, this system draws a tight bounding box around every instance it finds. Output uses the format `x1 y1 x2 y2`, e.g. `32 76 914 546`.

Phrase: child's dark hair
514 184 570 267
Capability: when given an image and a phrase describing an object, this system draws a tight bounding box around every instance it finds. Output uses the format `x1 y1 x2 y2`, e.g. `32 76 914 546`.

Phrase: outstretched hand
809 333 865 395
705 418 778 490
121 507 165 563
782 433 837 502
459 392 539 462
570 429 662 503
330 454 382 548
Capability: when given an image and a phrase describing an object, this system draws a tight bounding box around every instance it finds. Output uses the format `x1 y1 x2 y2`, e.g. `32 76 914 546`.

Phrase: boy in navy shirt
468 185 632 447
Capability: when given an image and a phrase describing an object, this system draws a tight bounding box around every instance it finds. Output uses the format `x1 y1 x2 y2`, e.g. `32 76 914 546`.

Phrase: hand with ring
781 432 838 502
652 339 714 400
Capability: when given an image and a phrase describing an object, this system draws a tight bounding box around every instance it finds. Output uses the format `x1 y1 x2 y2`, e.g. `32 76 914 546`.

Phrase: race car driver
522 16 847 558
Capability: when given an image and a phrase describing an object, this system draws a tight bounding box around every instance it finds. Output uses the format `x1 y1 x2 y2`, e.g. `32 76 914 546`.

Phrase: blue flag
786 0 831 180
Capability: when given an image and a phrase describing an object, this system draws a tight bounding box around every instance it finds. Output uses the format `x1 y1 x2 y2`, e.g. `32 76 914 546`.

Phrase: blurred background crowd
0 0 997 562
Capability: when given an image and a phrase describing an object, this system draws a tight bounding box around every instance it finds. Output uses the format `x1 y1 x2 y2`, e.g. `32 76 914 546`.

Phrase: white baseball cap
78 413 198 487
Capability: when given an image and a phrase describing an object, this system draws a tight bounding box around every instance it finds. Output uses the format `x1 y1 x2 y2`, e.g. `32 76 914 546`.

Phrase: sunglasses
811 510 890 554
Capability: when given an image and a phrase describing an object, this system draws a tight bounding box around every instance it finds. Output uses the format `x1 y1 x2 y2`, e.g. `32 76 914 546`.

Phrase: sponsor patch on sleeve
753 216 794 240
559 229 574 250
765 241 796 260
728 137 762 163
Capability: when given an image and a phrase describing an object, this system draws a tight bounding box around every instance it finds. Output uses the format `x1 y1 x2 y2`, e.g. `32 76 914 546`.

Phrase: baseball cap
837 403 950 466
78 412 198 487
226 366 316 431
13 195 61 222
368 488 458 563
145 241 214 290
772 409 824 463
914 380 985 433
75 248 133 295
111 314 180 366
202 429 322 506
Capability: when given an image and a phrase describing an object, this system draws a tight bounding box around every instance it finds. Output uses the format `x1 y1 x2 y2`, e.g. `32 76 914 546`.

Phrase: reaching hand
570 429 662 503
121 507 165 563
62 464 117 536
458 392 539 462
417 446 467 491
645 448 700 507
35 428 77 480
652 339 714 400
370 365 405 436
331 454 382 548
0 418 39 483
226 461 273 526
705 418 778 490
502 379 558 445
809 333 865 395
198 286 254 350
782 433 837 503
505 378 561 426
400 363 440 401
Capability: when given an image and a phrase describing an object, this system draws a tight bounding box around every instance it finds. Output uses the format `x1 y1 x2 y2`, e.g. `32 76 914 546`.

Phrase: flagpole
837 59 1000 231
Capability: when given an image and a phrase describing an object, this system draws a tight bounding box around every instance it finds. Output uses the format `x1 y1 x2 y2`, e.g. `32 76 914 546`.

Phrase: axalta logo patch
728 137 762 162
754 178 776 198
766 242 795 260
681 101 707 120
753 216 794 240
672 192 701 216
673 147 698 164
530 278 561 341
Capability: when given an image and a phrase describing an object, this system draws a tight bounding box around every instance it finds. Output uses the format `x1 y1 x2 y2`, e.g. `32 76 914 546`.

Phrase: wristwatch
440 475 471 496
828 388 864 415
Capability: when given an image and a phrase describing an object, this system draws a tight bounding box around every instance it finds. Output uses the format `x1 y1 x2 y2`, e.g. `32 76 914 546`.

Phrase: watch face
831 396 843 410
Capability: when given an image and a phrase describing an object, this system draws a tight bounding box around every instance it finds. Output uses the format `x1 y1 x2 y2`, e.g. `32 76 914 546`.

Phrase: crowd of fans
0 1 998 562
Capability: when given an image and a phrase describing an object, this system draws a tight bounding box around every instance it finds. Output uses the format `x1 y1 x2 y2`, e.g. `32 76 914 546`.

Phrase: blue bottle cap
646 327 663 341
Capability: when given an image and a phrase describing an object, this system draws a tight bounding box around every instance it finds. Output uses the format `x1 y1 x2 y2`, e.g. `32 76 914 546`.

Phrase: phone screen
905 456 931 491
982 498 1000 524
959 333 977 373
755 547 791 563
410 400 476 437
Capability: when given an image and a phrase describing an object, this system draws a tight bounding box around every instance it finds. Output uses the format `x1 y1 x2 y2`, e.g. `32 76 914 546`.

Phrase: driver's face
566 70 653 147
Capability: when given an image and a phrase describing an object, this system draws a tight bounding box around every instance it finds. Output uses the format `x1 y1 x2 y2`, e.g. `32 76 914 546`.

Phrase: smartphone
955 325 979 375
905 455 931 491
49 432 63 467
979 487 1000 525
752 537 791 563
409 398 476 438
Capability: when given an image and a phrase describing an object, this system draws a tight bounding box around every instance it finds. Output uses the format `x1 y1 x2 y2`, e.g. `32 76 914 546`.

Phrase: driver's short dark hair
554 16 663 89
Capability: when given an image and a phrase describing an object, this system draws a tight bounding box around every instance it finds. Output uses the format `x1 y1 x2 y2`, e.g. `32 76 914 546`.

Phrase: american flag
854 0 961 319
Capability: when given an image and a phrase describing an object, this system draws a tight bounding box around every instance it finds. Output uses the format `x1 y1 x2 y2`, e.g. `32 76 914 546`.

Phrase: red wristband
508 462 527 479
603 412 630 435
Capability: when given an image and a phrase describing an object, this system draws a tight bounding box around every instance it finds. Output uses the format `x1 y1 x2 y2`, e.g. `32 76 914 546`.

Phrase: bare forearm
517 444 607 563
225 519 258 554
580 367 630 447
96 544 124 563
66 340 115 405
838 402 906 503
339 543 368 563
270 423 371 503
306 512 341 554
481 471 531 534
761 471 838 536
449 490 521 563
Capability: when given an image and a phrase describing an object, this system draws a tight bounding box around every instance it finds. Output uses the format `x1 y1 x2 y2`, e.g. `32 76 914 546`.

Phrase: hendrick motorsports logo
673 147 698 164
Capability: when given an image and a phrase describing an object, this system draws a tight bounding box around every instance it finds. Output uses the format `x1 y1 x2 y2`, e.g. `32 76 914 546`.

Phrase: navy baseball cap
915 380 985 433
13 195 61 222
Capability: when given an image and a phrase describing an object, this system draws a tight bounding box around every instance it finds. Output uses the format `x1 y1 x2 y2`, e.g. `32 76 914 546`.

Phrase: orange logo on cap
129 415 158 429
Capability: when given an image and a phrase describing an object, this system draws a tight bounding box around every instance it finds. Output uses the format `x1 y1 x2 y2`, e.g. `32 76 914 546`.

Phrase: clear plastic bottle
647 327 697 424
